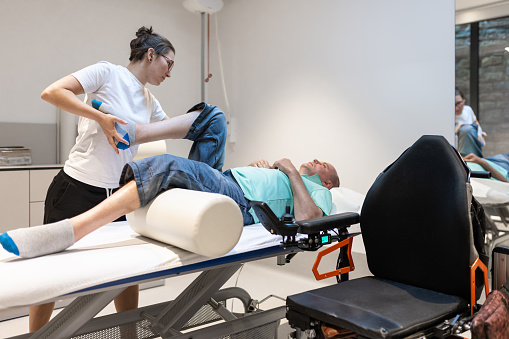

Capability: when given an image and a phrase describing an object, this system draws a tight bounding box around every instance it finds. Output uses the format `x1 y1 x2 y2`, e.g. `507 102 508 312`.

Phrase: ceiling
456 0 508 11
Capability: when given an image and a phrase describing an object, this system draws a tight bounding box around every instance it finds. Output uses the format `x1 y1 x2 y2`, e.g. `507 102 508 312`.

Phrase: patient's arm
273 158 323 220
464 153 509 183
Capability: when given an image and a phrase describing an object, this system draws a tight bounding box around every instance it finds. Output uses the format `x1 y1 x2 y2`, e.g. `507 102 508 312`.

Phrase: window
455 17 509 156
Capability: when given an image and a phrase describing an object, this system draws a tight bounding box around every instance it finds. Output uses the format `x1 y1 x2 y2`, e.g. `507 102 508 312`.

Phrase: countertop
0 164 63 171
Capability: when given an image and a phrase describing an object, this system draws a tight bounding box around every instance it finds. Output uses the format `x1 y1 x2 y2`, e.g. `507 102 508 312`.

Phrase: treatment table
0 187 364 339
0 221 298 338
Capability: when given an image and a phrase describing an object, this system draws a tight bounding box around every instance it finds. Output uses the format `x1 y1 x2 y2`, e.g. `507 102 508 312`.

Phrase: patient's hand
272 158 298 177
248 159 271 168
464 153 482 164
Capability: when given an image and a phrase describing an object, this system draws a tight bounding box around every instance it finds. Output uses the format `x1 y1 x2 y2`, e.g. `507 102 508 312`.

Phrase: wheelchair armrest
471 170 491 179
296 212 360 234
249 201 299 237
250 200 360 251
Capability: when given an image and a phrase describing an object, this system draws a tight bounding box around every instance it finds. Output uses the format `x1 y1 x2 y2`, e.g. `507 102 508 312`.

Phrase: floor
0 242 478 339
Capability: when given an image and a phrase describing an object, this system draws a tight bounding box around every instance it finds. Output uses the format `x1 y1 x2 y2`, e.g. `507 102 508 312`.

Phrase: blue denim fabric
457 123 483 157
185 102 227 171
121 103 255 225
487 153 509 173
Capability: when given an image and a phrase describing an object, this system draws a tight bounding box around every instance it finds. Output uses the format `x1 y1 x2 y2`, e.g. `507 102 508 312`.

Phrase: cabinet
0 171 29 233
0 167 61 232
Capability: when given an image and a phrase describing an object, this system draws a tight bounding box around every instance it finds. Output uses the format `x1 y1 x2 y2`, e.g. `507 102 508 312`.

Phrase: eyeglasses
455 100 465 107
162 55 174 72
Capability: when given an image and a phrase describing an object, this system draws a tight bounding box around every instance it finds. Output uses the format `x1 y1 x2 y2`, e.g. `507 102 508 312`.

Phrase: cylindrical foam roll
126 189 243 257
133 140 167 161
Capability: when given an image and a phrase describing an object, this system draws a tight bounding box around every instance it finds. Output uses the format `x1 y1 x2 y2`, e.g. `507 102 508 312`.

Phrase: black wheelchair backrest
360 135 477 301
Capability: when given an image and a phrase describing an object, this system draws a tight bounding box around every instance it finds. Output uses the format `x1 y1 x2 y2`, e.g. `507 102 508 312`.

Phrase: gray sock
1 219 74 258
92 99 136 149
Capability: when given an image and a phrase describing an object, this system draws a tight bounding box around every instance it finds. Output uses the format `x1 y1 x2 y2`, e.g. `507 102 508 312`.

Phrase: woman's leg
29 302 56 332
26 172 136 332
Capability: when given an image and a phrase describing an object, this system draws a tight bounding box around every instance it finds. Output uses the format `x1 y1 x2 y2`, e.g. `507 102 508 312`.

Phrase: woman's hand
455 123 464 134
97 113 129 154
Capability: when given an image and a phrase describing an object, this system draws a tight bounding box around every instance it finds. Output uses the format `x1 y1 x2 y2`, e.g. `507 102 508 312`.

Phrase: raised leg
0 181 141 258
135 111 201 144
457 123 484 157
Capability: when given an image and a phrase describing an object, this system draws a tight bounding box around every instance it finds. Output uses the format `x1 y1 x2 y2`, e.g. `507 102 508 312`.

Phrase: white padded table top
0 221 282 309
471 178 509 206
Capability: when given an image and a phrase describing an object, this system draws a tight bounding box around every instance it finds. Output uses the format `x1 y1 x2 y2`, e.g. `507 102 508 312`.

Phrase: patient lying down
0 154 339 259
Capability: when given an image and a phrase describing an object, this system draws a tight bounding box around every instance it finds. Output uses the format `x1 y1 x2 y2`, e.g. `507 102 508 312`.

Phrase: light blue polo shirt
230 167 332 223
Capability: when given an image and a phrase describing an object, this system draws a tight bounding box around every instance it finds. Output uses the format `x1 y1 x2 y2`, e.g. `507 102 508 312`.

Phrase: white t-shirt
64 61 166 188
455 105 477 125
455 105 483 140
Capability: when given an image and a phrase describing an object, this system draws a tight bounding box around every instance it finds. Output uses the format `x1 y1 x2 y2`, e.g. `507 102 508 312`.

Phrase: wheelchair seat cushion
286 276 469 339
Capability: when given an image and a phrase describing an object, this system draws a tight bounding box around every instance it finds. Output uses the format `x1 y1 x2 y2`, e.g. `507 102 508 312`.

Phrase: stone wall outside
456 19 509 157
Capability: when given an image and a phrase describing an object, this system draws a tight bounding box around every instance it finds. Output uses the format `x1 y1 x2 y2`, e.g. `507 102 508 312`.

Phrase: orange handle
312 237 355 281
470 258 489 315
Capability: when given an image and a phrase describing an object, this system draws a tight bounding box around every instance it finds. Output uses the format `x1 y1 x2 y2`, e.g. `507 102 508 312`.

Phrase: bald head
299 159 339 190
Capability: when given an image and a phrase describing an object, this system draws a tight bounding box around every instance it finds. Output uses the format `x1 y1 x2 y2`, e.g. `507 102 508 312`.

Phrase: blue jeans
120 103 254 225
458 123 483 158
184 102 227 171
457 123 483 157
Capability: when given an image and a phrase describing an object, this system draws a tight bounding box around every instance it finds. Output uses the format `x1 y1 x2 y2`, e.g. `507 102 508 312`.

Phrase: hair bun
136 26 153 38
129 26 174 62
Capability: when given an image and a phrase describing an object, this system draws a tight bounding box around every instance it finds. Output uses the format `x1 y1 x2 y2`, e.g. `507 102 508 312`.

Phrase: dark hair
129 26 175 61
455 87 465 100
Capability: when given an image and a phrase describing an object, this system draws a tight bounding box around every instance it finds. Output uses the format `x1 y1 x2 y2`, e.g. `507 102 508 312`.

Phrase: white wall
0 0 455 194
0 0 203 157
207 0 455 194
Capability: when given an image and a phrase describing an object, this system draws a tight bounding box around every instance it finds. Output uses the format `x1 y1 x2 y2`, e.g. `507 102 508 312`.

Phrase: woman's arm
41 75 128 153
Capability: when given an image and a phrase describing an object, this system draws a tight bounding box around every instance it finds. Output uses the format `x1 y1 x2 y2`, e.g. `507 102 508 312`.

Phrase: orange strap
312 237 355 281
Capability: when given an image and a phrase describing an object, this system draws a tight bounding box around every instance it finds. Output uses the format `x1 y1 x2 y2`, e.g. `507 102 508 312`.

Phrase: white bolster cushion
126 189 244 257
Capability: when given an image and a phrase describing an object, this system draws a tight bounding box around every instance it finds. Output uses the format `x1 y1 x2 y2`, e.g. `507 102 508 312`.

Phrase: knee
217 112 227 135
210 109 226 127
457 124 477 138
209 110 227 141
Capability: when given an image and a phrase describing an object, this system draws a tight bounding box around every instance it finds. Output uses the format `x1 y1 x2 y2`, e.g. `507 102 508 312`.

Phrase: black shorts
44 170 126 224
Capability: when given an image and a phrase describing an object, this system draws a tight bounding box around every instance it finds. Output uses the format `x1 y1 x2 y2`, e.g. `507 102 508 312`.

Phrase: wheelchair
252 135 490 339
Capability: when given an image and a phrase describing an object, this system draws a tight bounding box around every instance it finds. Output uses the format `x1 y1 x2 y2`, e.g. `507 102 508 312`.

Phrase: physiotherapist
31 26 188 333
